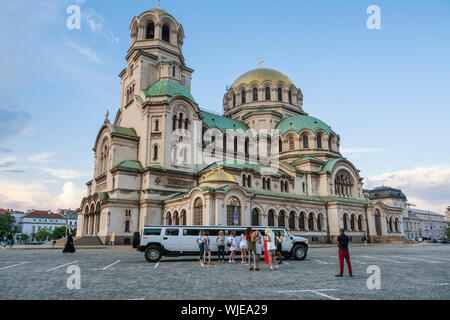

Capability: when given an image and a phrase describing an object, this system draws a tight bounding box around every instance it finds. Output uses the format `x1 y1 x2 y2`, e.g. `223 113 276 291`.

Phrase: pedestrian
204 231 212 265
246 227 255 270
228 230 237 263
362 233 367 245
251 230 261 271
63 231 76 253
7 232 14 248
265 228 278 271
275 231 283 264
240 230 248 264
216 231 226 263
196 230 206 266
336 228 353 277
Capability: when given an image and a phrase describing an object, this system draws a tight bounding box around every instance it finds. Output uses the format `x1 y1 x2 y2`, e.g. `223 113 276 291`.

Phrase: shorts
268 249 276 255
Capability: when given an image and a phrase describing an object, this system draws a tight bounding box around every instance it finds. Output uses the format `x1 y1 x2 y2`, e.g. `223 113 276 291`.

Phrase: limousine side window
143 228 162 236
165 229 179 236
183 229 202 236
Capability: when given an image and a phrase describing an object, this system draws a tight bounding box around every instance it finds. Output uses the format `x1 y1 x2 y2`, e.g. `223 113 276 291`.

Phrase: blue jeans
199 244 205 261
7 240 13 247
217 245 225 260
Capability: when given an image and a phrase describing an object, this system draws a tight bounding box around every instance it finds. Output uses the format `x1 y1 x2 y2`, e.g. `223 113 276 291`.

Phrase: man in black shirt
336 228 353 277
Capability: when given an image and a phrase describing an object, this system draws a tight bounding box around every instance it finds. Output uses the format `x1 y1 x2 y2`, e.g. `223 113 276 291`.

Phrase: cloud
0 169 26 174
0 157 16 168
41 168 86 179
27 152 56 163
51 182 85 210
0 104 32 141
365 165 450 213
64 39 100 63
341 148 383 153
82 8 119 43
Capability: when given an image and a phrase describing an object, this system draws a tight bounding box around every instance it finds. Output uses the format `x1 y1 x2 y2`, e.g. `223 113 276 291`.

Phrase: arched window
358 215 363 231
268 210 275 227
279 138 283 153
162 24 170 42
155 120 159 132
251 209 259 226
394 218 399 233
267 178 271 190
233 94 236 107
166 212 172 226
277 88 282 101
289 211 296 230
262 177 266 190
280 181 284 192
278 211 286 228
253 88 258 101
289 137 294 150
303 135 309 149
389 217 393 233
245 138 249 155
172 66 176 77
288 90 292 104
193 198 203 225
343 213 349 230
350 215 356 231
178 113 183 129
316 133 322 149
308 213 315 230
247 175 251 188
328 136 332 150
285 181 289 193
125 221 130 232
172 115 177 131
374 209 382 236
334 170 354 198
234 137 238 154
227 197 241 226
173 211 179 225
153 145 159 161
241 90 246 104
317 213 323 231
223 133 227 151
242 174 247 187
181 210 186 226
265 87 271 100
185 118 189 130
299 212 306 230
146 22 155 39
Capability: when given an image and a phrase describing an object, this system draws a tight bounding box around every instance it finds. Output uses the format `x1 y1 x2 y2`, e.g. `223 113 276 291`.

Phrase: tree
19 233 29 244
52 227 68 240
35 229 51 243
0 214 16 236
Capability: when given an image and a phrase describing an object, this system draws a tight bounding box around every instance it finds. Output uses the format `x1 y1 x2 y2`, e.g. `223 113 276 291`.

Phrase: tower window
303 135 309 148
146 22 155 39
162 24 170 42
172 115 177 131
172 66 176 77
233 94 236 107
288 90 292 104
155 120 159 132
278 88 282 101
253 88 258 101
316 133 322 149
153 145 159 161
241 90 246 104
178 113 183 129
184 118 189 130
265 87 271 100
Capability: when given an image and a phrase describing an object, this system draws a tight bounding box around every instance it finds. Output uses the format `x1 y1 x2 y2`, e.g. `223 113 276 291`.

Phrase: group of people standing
196 227 284 271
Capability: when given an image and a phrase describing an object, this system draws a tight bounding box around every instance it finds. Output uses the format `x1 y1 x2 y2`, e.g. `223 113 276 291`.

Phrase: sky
0 0 449 214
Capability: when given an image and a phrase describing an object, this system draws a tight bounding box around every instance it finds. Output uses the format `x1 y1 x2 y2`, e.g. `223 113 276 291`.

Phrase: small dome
202 165 237 184
369 187 407 201
276 115 334 136
230 68 295 89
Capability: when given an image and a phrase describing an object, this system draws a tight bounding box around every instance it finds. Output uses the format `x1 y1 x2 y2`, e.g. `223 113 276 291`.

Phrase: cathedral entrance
227 197 241 226
374 210 382 236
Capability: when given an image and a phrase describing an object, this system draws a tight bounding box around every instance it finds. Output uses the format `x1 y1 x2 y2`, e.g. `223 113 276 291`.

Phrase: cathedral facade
77 8 406 245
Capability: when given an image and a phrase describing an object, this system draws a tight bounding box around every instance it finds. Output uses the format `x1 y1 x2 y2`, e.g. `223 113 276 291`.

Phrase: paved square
0 245 449 300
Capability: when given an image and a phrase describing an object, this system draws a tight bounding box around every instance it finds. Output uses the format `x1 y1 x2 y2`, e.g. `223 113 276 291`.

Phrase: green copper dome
276 115 334 136
143 80 196 103
230 68 295 89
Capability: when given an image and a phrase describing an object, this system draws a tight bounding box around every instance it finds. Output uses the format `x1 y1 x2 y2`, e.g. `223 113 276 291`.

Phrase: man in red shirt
335 228 353 277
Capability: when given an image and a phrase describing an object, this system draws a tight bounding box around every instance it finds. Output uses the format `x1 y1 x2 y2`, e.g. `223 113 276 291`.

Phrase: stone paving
0 245 449 300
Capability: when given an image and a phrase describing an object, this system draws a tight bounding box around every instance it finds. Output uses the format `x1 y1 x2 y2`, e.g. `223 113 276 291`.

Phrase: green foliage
0 214 16 236
19 233 29 244
51 227 68 240
35 229 51 242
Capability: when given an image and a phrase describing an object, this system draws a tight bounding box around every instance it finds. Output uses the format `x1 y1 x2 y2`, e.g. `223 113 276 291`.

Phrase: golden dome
202 164 237 184
230 68 295 89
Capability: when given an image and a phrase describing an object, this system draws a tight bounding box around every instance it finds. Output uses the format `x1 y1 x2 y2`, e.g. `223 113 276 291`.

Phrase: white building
20 210 67 241
57 209 78 231
405 208 448 240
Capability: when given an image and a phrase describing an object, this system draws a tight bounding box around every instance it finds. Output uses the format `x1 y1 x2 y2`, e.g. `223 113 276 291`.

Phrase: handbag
227 242 232 247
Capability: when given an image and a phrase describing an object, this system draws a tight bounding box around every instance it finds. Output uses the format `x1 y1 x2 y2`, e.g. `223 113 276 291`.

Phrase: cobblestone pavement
0 245 449 300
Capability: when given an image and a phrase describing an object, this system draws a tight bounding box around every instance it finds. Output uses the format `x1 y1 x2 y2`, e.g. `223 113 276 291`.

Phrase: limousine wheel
292 245 307 260
145 246 162 263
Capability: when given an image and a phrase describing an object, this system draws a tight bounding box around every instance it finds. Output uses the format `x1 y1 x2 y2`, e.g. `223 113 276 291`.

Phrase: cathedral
77 8 407 245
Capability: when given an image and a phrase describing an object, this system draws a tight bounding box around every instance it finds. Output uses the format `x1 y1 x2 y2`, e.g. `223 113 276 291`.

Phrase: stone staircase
371 235 416 245
45 236 104 246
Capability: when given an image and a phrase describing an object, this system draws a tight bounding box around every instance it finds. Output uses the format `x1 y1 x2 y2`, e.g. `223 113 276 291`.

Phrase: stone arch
193 197 203 226
251 207 260 226
308 212 315 231
299 130 314 149
278 210 286 228
289 211 296 230
226 196 241 226
268 209 275 227
299 211 306 230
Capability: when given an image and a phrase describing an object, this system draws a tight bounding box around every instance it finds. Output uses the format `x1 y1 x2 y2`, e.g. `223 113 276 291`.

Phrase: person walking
336 228 353 277
6 232 14 248
216 231 226 263
228 230 237 263
63 231 76 253
204 231 212 265
246 228 255 270
362 233 368 245
239 231 248 264
265 228 278 271
251 230 261 271
196 230 206 266
275 231 283 264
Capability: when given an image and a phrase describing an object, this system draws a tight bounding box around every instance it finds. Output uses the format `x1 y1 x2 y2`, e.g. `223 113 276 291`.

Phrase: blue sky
0 0 449 213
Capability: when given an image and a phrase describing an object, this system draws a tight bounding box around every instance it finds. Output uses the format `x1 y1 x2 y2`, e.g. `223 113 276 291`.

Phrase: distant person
275 231 283 264
336 228 353 277
204 231 212 265
63 231 76 253
6 232 14 248
362 233 368 245
265 228 278 271
196 230 206 266
228 230 237 263
216 231 226 263
250 230 261 271
239 231 248 264
246 227 255 270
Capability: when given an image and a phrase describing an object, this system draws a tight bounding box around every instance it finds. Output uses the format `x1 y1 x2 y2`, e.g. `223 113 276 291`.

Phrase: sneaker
349 275 354 277
248 267 253 271
254 268 260 271
335 274 343 277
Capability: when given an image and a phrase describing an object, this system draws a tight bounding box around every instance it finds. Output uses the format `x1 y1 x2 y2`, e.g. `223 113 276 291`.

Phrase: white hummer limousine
133 226 309 263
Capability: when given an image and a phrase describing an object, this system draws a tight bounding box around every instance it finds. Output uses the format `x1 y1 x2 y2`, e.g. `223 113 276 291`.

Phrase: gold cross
158 1 160 9
258 58 264 68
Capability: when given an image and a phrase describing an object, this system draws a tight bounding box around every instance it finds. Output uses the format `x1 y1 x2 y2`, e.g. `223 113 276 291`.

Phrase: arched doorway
227 197 241 226
193 198 203 225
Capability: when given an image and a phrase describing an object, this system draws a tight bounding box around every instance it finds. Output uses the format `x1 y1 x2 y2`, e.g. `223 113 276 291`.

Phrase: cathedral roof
368 187 407 201
276 115 334 136
143 80 196 103
202 165 237 184
112 125 138 137
204 161 290 178
200 111 247 134
230 68 295 89
113 160 143 171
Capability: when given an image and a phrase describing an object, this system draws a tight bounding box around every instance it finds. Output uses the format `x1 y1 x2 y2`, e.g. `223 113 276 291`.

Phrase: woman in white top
228 230 237 263
265 228 278 271
239 232 248 264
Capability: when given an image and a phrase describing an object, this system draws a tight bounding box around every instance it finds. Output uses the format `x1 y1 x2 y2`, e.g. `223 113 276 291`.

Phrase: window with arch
299 212 306 230
277 88 282 101
153 145 159 161
227 197 241 226
268 210 275 227
350 215 356 231
289 211 296 230
267 178 271 190
265 87 271 100
172 115 177 131
302 135 309 149
242 174 247 187
223 133 227 152
247 175 251 188
280 181 284 192
245 138 249 155
193 198 203 225
262 177 267 190
181 210 186 226
328 135 332 150
394 218 399 233
125 221 130 232
253 88 258 101
358 215 363 231
233 94 236 107
289 137 295 150
251 208 259 226
184 118 189 130
154 120 159 132
317 213 323 231
166 212 172 226
288 90 292 104
172 66 176 77
178 113 183 129
278 211 286 228
334 170 354 198
241 90 246 104
343 213 349 230
374 209 382 236
234 137 238 154
146 22 155 39
316 133 322 149
279 138 283 153
308 213 315 231
162 24 170 42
